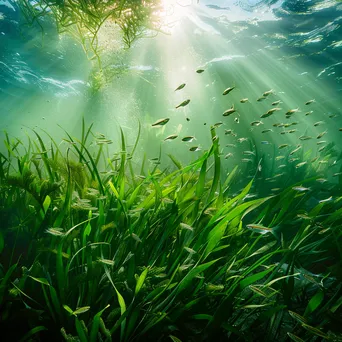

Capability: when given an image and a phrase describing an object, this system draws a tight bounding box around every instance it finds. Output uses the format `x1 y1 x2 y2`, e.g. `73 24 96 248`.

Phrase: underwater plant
0 121 341 341
17 0 165 70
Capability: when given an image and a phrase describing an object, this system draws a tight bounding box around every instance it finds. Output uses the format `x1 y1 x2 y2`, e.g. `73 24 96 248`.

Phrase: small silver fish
237 137 248 143
285 108 300 115
225 129 233 135
234 117 239 123
272 100 282 106
223 86 235 95
314 121 324 127
241 158 253 162
299 135 313 140
317 140 326 145
263 89 274 97
305 111 313 116
319 196 332 203
317 130 327 139
257 96 267 102
278 144 289 149
164 134 178 141
175 83 186 91
152 118 170 126
223 105 236 116
290 146 302 155
196 69 205 73
240 98 249 103
189 146 201 152
262 129 273 133
305 99 315 105
225 153 233 159
251 120 263 126
267 107 282 115
182 136 195 142
226 143 236 148
243 151 256 156
292 186 310 192
296 161 307 168
176 99 190 108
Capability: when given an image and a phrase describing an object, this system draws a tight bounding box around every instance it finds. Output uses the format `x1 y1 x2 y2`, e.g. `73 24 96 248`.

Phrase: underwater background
0 0 342 341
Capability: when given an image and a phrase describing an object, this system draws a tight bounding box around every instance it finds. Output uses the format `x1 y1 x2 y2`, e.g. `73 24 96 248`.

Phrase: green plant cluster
17 0 163 68
0 122 341 341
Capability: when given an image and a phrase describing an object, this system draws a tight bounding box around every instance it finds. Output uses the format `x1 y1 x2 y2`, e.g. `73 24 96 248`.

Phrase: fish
196 69 205 73
164 134 178 141
290 146 302 155
225 129 233 135
182 136 195 142
299 135 313 140
291 122 299 125
292 186 310 192
243 151 256 156
234 117 239 123
223 105 236 116
263 89 274 97
288 129 297 133
223 86 235 95
318 145 326 152
246 224 273 234
175 83 186 91
241 158 253 162
212 122 223 128
278 144 289 149
189 146 201 152
261 107 282 118
225 153 233 159
314 121 324 127
285 108 300 115
296 161 307 168
261 140 270 144
186 117 190 121
176 99 190 108
339 128 342 131
333 172 342 177
226 143 236 148
237 137 248 143
305 99 315 105
152 118 170 126
275 156 285 160
240 98 249 103
311 157 319 162
262 129 273 133
257 96 267 102
250 120 263 126
319 196 332 203
305 111 313 116
329 114 338 118
272 100 282 106
316 178 327 183
317 130 327 139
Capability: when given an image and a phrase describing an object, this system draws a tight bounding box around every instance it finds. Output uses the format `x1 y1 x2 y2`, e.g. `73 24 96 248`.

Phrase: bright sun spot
158 0 194 31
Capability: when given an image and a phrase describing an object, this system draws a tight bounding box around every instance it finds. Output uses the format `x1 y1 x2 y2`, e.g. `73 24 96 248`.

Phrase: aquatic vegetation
0 122 341 341
17 0 164 68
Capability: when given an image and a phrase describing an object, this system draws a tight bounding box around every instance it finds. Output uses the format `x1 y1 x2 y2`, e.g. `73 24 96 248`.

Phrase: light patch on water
205 55 245 65
187 13 221 35
0 0 15 11
312 0 339 11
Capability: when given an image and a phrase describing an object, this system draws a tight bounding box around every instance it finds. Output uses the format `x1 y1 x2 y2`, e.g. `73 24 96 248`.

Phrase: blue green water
1 0 342 195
